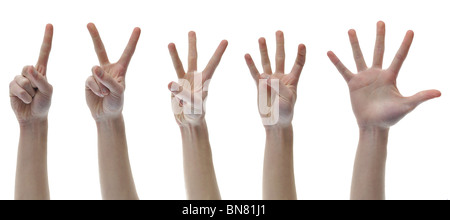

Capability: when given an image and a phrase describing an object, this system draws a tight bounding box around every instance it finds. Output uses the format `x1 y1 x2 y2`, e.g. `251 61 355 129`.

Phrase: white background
0 0 448 200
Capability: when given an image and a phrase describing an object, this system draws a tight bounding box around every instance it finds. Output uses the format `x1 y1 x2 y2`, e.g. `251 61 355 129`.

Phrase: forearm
180 120 220 200
351 127 389 200
15 119 49 200
96 115 138 200
263 124 296 200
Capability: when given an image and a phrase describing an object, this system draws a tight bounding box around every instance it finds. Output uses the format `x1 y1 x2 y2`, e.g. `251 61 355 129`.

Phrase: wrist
19 117 48 148
179 119 209 144
95 114 126 143
357 119 391 132
359 126 390 135
265 123 293 133
95 114 124 125
358 126 389 153
179 119 207 130
265 123 293 150
19 117 48 130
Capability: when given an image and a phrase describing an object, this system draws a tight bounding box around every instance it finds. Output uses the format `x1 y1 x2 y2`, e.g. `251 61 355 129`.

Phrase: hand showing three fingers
245 31 306 127
86 23 141 122
10 24 54 125
168 32 228 126
328 21 441 130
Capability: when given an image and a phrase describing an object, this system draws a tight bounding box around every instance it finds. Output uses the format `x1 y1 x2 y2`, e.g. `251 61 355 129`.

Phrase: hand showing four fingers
245 31 306 127
85 23 141 122
10 24 54 125
328 21 441 130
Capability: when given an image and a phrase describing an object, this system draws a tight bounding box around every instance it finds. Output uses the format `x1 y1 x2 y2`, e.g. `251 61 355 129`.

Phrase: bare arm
96 115 138 200
263 125 296 200
180 121 220 200
15 119 49 200
351 127 388 200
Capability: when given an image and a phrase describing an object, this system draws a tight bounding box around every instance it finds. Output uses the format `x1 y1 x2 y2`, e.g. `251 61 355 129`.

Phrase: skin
85 23 141 200
168 31 228 200
10 24 54 200
245 31 306 200
327 21 441 200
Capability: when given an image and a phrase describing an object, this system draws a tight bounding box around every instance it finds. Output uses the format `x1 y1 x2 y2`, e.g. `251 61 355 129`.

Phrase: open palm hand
328 22 440 129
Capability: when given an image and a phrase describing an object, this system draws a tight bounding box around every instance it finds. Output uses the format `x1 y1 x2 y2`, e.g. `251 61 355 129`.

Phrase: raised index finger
118 27 141 68
87 23 110 65
36 24 53 74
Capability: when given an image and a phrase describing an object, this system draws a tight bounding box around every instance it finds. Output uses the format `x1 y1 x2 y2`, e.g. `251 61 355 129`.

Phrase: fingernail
170 83 180 92
95 68 103 78
101 88 109 95
28 67 37 77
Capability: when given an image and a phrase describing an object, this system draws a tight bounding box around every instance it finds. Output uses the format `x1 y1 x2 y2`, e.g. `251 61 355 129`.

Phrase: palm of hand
328 22 440 129
348 68 412 128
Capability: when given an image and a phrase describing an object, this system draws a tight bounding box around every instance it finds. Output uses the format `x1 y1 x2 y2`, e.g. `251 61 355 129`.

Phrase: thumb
168 81 192 104
407 89 441 108
22 66 53 96
93 66 124 95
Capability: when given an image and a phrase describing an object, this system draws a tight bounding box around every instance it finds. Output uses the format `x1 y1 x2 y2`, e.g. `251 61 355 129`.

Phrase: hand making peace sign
85 23 141 122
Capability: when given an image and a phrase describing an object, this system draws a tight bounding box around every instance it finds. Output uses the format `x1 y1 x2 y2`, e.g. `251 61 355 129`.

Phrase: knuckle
17 77 30 87
86 76 94 84
117 85 125 94
22 65 32 74
47 84 54 94
395 53 405 61
9 81 16 89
